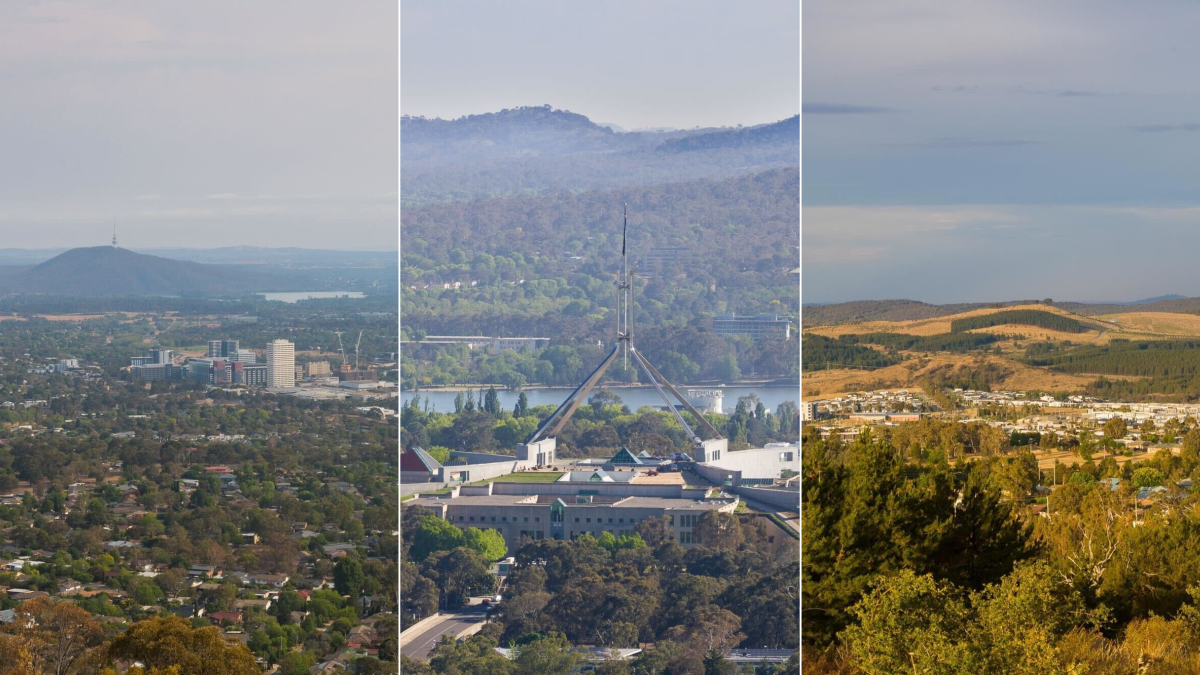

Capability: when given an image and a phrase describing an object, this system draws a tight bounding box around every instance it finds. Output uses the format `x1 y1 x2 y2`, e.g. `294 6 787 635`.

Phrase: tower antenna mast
112 217 118 248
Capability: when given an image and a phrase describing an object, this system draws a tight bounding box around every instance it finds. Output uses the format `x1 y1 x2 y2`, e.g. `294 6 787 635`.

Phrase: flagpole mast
622 203 629 370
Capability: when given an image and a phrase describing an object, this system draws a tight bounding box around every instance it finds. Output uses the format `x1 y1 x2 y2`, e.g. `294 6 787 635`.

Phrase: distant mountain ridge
655 115 799 153
0 246 291 296
401 105 630 161
803 296 1200 326
401 104 799 203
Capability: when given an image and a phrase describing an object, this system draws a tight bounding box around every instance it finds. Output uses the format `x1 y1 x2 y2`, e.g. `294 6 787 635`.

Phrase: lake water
401 385 799 415
260 291 366 303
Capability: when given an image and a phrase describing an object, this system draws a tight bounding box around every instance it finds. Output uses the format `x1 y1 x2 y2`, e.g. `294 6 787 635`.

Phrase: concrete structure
486 481 707 500
266 340 295 388
130 363 180 381
638 246 693 277
407 487 737 550
401 442 549 486
802 401 818 422
692 442 799 487
557 469 636 483
686 389 724 414
412 336 551 353
517 438 556 468
305 361 332 377
207 340 239 359
243 365 268 386
711 313 792 340
729 485 800 510
693 439 730 464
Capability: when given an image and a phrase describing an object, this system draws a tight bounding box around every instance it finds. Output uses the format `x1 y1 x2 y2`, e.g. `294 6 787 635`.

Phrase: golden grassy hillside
801 353 1108 400
800 305 1200 399
1097 312 1200 337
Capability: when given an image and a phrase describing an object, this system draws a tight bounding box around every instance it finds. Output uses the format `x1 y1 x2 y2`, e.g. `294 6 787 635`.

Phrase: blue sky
0 1 396 249
803 0 1200 303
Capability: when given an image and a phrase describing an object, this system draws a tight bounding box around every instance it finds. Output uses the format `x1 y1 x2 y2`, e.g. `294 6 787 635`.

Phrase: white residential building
265 340 295 388
802 401 818 422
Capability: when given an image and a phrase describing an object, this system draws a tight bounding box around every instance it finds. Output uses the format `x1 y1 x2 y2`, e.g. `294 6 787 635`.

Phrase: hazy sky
400 0 800 129
0 1 397 250
804 0 1200 303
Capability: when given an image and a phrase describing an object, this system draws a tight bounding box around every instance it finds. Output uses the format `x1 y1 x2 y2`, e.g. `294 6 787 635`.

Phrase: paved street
400 610 487 660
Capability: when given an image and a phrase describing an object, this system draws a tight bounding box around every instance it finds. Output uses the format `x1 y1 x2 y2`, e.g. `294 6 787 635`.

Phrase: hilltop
802 302 1200 401
400 105 799 203
0 246 290 296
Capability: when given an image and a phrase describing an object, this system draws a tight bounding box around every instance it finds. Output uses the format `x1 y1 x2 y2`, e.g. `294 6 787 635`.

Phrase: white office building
266 340 295 388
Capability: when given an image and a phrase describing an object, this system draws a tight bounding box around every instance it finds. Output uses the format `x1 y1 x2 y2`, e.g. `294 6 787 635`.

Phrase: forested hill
655 115 799 153
804 297 1200 326
403 167 797 289
401 105 637 161
802 300 994 326
0 246 292 296
400 105 799 203
401 167 798 345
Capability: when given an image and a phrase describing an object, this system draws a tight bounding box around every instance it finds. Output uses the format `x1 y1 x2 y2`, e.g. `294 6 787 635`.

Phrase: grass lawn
400 494 416 502
466 472 564 486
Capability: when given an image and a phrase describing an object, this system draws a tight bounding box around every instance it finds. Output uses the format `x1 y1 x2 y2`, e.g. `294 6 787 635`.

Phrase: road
400 610 487 660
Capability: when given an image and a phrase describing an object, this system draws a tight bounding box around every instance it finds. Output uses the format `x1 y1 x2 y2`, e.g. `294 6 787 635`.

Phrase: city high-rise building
149 348 174 365
266 339 295 388
207 340 240 359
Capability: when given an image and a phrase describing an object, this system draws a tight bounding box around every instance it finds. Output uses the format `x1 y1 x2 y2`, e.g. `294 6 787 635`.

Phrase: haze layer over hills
400 105 799 203
0 247 289 296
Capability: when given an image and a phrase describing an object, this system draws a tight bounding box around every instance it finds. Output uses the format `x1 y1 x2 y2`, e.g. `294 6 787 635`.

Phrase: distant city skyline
400 0 799 130
0 2 396 249
804 0 1200 304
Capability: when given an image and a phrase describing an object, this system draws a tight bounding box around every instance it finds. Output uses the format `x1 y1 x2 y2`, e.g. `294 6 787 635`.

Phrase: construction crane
354 330 363 371
335 331 348 370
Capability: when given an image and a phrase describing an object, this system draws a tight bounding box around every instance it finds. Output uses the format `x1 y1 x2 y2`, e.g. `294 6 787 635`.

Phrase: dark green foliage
840 332 1001 353
802 432 1037 647
950 309 1085 334
801 335 901 372
1028 339 1200 399
1032 339 1200 377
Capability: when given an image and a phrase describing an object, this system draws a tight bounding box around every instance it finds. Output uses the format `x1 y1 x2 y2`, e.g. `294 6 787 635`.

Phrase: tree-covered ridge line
839 332 1002 353
1029 339 1200 377
950 309 1086 334
402 168 797 324
801 335 901 372
1022 339 1200 401
399 105 797 202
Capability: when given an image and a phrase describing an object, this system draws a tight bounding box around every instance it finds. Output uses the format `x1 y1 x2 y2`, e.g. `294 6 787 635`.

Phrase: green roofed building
608 447 644 466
